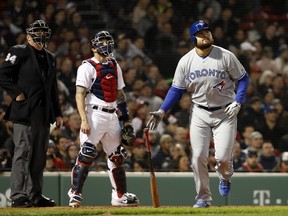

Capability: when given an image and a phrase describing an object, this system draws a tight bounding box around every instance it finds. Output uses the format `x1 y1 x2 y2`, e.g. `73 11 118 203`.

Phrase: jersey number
5 53 17 64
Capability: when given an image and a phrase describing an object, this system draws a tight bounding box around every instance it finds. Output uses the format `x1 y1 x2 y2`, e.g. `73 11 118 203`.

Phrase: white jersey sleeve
116 63 125 90
76 62 95 89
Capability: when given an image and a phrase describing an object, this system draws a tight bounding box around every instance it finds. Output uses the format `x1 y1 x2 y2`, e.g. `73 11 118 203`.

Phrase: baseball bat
143 128 160 208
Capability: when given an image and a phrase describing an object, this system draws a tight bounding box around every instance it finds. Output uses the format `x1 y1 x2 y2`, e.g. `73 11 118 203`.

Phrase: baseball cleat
193 200 211 208
219 180 231 196
111 191 139 207
68 189 83 207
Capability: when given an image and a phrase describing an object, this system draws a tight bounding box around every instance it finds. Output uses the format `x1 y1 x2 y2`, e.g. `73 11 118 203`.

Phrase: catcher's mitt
121 123 136 147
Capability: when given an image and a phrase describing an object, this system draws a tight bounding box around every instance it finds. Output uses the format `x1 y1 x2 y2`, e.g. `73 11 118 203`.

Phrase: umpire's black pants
10 105 50 202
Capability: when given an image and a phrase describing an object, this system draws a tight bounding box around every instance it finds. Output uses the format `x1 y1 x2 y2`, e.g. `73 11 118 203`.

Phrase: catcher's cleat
193 200 211 208
68 189 83 207
111 191 139 207
219 180 231 196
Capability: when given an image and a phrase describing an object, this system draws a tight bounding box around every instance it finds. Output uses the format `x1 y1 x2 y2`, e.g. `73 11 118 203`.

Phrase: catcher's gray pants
10 106 50 202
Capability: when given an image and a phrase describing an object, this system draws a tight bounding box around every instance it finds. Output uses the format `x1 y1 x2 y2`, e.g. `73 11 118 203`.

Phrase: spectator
261 89 274 111
132 0 150 29
277 134 288 154
64 143 79 170
275 44 288 75
153 79 170 101
0 148 12 171
90 142 108 172
146 130 160 157
238 125 255 150
123 67 137 93
57 56 76 96
44 155 57 172
259 140 278 172
136 3 158 38
54 135 70 170
47 139 57 156
272 99 288 134
197 0 222 22
272 152 288 172
233 141 246 170
173 127 190 158
170 143 187 170
258 106 287 150
238 41 257 75
173 93 191 128
131 100 150 137
61 112 81 141
129 138 148 171
258 23 278 54
243 131 263 156
152 34 181 80
178 155 191 172
138 82 163 112
214 8 238 42
236 150 264 172
257 70 275 95
133 160 148 172
238 96 265 131
152 134 174 171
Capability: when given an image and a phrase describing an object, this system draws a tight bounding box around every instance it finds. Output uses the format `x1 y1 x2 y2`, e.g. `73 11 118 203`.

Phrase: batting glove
225 101 241 119
146 110 165 131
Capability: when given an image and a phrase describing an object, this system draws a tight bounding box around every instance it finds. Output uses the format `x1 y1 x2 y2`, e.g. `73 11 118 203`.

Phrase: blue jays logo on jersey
213 80 225 92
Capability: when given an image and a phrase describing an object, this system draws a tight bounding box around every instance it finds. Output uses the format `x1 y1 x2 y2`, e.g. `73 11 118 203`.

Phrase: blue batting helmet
189 20 210 44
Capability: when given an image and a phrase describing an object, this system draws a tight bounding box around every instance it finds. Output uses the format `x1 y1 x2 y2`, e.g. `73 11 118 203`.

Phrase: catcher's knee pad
78 142 96 165
107 158 127 197
108 145 127 167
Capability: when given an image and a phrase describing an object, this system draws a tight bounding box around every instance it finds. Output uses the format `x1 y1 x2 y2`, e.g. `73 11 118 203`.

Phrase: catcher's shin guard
108 146 128 197
71 142 96 193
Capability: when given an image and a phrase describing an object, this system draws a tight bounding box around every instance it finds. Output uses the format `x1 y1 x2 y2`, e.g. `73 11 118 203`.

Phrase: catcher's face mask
26 20 51 48
91 31 114 57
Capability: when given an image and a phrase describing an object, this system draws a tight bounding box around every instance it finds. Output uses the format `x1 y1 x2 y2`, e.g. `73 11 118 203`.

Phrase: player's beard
196 38 214 49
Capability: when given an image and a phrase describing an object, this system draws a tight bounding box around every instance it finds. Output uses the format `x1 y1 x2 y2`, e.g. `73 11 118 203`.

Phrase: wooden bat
143 128 160 208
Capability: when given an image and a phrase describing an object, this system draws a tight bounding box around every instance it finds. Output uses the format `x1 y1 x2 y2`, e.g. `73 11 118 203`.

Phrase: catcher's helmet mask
91 31 114 57
26 20 51 48
190 20 211 45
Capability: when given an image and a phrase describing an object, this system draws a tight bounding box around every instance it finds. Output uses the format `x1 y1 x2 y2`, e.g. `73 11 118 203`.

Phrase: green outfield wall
0 172 287 207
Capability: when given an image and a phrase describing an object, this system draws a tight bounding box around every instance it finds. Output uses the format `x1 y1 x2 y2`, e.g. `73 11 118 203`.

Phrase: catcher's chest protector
88 59 118 102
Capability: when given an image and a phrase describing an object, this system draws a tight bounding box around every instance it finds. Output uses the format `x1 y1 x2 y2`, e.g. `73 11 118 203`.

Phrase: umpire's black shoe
33 195 56 207
12 197 33 208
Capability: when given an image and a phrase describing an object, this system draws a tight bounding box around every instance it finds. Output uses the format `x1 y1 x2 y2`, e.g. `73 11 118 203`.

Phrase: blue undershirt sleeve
235 72 249 103
160 86 185 113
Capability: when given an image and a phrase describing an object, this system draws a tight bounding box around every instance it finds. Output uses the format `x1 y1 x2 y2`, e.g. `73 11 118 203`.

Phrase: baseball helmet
91 31 114 56
26 20 51 47
189 20 210 44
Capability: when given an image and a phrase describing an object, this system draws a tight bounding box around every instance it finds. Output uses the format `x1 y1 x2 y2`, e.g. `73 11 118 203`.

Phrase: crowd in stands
1 0 288 173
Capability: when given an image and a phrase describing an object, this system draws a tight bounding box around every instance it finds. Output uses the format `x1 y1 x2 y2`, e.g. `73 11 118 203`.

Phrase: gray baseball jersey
172 45 246 107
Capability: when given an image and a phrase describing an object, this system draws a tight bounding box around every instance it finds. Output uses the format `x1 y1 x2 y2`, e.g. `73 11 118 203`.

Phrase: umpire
0 20 63 207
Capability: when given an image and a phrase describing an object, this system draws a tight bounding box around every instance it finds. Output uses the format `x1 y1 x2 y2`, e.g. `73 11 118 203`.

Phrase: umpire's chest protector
88 59 118 102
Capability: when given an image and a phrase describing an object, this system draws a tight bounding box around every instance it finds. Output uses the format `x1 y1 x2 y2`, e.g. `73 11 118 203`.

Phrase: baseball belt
197 103 231 112
92 105 116 113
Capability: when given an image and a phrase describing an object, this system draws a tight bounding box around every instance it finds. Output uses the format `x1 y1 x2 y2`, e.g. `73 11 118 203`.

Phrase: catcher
67 30 139 207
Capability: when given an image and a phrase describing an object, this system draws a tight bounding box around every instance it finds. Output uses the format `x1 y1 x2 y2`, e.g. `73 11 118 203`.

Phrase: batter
147 20 249 207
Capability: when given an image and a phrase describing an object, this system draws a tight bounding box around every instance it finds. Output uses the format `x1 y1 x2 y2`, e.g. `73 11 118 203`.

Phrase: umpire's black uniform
0 43 62 206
